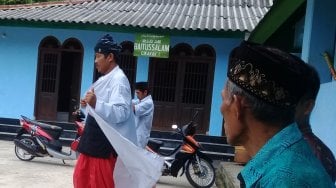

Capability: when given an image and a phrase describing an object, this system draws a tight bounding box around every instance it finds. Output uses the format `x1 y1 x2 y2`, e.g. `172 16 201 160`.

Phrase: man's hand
80 99 87 107
84 89 96 108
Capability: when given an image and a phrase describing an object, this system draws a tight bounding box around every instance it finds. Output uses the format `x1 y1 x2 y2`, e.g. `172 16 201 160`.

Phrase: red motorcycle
13 110 84 163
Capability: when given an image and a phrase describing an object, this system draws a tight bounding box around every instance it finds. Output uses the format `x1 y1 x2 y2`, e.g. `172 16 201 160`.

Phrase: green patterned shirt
238 123 334 188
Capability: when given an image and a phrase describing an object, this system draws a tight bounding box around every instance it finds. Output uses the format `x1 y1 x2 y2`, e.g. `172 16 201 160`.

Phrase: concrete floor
0 140 242 188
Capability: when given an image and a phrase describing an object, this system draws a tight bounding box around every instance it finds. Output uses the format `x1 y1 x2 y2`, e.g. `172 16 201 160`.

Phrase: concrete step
150 130 234 161
151 130 230 143
0 117 235 161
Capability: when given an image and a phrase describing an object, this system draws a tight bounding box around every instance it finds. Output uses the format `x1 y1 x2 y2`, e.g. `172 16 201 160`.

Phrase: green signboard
134 33 170 58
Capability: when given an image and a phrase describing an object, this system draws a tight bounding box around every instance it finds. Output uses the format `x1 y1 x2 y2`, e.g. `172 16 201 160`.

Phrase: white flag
87 106 164 188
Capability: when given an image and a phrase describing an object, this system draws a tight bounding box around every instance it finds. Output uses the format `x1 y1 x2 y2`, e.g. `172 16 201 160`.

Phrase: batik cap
94 34 121 59
227 41 307 108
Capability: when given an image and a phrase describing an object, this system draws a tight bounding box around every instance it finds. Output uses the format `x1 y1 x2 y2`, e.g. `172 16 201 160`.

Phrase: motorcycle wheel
185 156 215 188
14 138 35 161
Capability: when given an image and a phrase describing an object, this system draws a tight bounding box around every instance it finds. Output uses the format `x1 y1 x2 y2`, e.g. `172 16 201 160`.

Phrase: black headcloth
94 34 121 60
135 82 149 91
227 41 307 108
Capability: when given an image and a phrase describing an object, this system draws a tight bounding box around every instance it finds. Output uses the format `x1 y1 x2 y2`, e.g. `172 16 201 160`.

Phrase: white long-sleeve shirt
85 66 163 188
133 95 154 148
88 66 137 145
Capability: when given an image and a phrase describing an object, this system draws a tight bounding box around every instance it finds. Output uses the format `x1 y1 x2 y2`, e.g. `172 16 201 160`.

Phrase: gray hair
226 80 295 125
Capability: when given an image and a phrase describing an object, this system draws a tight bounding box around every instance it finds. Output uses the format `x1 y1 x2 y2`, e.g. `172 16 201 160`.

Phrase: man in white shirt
73 34 137 188
132 82 154 148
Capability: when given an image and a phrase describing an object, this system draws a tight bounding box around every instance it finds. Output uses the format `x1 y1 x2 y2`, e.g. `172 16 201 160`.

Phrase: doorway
148 43 216 133
35 37 83 122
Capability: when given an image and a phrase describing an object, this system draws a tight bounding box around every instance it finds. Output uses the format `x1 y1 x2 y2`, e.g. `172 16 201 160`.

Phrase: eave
0 19 244 38
248 0 306 43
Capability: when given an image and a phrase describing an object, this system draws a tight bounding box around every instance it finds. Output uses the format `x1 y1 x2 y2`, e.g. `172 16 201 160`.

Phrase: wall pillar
301 0 336 83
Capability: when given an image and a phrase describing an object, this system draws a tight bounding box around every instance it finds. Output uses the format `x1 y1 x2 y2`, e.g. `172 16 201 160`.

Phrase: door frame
34 36 84 122
149 43 216 133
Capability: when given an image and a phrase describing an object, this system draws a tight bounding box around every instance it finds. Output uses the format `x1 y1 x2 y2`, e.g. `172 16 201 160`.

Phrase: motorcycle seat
147 139 164 152
148 138 163 146
31 120 63 132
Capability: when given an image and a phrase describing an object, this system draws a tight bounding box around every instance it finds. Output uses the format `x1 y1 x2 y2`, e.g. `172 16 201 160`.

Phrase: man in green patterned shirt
220 41 334 187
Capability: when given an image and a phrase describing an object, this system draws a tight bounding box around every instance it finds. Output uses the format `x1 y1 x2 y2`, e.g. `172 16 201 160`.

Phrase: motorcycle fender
15 128 27 138
196 150 213 163
171 152 193 177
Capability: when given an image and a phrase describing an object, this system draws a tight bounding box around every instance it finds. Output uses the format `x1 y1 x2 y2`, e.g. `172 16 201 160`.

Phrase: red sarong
73 153 117 188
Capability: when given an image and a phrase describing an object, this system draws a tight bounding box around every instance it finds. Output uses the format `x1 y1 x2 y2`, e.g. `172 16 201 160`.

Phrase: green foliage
0 0 62 5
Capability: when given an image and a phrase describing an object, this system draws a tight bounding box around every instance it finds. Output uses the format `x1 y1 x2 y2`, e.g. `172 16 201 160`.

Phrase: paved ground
0 140 242 188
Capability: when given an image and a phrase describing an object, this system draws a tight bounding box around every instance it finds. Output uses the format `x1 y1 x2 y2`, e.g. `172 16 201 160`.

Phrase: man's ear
232 95 243 120
304 99 315 115
108 53 114 62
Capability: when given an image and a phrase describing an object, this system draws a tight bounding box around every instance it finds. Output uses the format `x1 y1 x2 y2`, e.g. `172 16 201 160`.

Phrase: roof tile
0 0 273 32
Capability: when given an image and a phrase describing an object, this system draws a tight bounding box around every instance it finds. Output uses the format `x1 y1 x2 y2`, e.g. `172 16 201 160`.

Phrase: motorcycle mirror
171 124 178 129
192 111 199 121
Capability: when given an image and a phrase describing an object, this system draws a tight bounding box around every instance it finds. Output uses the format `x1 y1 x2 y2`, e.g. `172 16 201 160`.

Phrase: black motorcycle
147 112 216 188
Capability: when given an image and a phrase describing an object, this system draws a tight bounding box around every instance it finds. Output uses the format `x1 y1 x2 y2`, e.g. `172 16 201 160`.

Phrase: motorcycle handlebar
173 111 199 136
191 111 199 122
